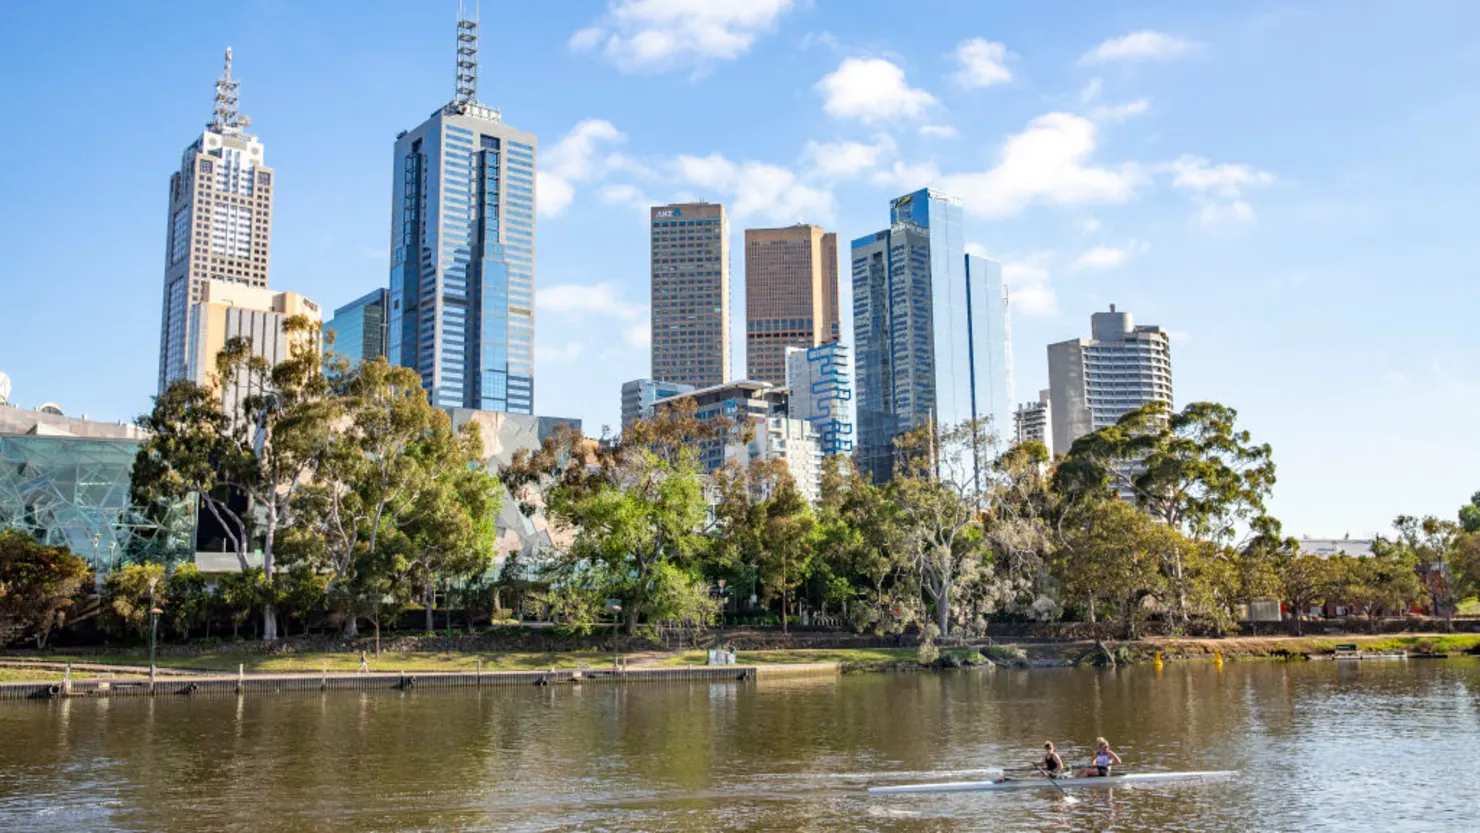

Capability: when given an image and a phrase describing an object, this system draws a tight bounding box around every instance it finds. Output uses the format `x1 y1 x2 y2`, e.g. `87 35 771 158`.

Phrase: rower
1076 737 1122 778
1038 741 1065 777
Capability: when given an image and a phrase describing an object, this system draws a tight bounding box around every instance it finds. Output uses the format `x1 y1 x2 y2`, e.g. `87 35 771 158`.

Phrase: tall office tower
1013 389 1053 457
326 289 389 365
744 224 840 384
785 343 854 457
851 188 1014 484
1046 304 1173 453
388 13 537 413
650 203 730 388
158 48 275 393
185 280 321 416
619 377 696 429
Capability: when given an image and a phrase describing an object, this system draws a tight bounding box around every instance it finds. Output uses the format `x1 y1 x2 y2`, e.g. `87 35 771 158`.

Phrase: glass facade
325 288 388 364
0 435 196 575
851 189 1013 484
785 343 855 457
389 109 536 413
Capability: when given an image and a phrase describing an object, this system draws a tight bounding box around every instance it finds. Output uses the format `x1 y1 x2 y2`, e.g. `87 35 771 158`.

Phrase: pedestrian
358 650 369 674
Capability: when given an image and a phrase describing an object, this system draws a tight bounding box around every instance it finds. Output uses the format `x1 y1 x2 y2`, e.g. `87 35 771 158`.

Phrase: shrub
982 644 1028 665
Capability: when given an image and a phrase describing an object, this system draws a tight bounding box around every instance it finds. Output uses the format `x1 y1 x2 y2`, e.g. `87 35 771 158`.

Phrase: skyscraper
326 289 389 365
785 343 854 457
619 377 696 429
158 48 275 393
388 13 536 413
1014 389 1053 457
650 203 730 388
851 188 1014 483
1047 304 1172 453
185 280 321 417
744 224 839 385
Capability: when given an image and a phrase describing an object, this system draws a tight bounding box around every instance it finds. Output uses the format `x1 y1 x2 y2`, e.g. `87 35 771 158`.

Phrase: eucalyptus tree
0 531 91 649
713 457 815 632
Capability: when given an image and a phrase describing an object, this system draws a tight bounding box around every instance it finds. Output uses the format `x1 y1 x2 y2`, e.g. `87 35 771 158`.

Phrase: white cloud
536 342 586 365
599 183 654 213
801 135 896 179
1001 252 1057 316
673 153 835 223
1080 31 1197 65
1168 330 1192 342
799 30 841 51
623 322 651 349
571 0 797 73
965 242 990 259
869 159 942 191
1080 217 1102 233
1165 154 1275 196
1199 200 1256 226
537 282 645 321
919 124 958 139
538 119 629 217
938 112 1144 218
816 57 938 124
1072 239 1146 270
1091 98 1150 122
1080 77 1103 104
952 38 1012 89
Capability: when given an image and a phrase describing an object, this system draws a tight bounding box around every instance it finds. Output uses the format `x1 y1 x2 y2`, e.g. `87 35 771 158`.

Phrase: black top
1043 754 1061 772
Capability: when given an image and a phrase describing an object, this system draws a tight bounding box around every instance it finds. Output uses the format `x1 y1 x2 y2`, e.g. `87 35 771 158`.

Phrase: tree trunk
262 602 278 641
262 505 279 642
936 586 951 637
342 615 359 638
1087 592 1097 624
425 578 435 633
374 615 382 656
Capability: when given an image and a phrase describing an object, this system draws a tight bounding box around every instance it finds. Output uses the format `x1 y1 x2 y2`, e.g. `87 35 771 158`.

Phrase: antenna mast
454 1 479 109
209 46 250 132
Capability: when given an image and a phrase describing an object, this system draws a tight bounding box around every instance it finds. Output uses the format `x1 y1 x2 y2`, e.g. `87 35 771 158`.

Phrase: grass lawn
0 668 109 683
659 648 918 667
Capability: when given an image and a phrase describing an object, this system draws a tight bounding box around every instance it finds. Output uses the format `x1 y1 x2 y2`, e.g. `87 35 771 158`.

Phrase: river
1 659 1477 831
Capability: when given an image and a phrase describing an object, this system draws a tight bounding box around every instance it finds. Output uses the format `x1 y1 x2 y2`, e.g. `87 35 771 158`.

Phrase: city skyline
3 2 1479 535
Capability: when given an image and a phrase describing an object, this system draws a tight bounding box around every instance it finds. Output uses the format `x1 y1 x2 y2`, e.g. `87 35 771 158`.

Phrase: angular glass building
388 16 536 413
325 288 388 365
0 414 195 576
851 188 1013 483
785 342 854 457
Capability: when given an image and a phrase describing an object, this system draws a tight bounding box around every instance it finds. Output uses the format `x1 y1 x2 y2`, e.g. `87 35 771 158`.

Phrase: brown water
2 660 1478 832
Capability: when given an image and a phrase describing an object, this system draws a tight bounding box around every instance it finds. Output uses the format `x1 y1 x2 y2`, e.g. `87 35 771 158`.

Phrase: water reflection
0 660 1477 831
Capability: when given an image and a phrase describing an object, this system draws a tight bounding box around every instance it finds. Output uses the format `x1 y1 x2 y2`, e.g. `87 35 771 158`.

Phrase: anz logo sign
655 207 683 219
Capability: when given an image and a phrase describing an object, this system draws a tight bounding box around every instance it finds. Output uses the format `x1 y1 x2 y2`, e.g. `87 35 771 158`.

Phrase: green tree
165 563 210 640
134 316 337 640
276 564 328 637
1054 499 1168 637
0 531 92 648
1459 491 1480 534
215 568 272 640
1277 553 1338 636
1451 531 1480 605
813 456 909 631
1384 515 1459 625
1330 553 1423 632
891 419 992 637
104 563 167 638
714 458 816 632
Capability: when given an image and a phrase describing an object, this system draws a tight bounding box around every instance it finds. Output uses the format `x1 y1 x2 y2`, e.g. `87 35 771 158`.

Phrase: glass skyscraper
388 16 536 413
326 288 388 365
851 188 1013 483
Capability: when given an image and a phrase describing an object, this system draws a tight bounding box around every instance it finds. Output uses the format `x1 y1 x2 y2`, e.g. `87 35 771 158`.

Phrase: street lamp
147 576 162 682
606 599 622 669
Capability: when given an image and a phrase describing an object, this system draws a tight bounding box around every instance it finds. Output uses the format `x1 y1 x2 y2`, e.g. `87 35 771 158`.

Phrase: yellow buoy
1154 651 1164 672
1214 651 1224 671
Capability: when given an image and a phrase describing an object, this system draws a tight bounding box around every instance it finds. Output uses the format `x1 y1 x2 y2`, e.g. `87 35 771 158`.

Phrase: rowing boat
868 770 1238 795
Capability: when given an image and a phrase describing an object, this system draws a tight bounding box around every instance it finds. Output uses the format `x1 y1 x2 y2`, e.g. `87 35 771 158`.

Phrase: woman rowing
1076 737 1122 778
1036 741 1065 777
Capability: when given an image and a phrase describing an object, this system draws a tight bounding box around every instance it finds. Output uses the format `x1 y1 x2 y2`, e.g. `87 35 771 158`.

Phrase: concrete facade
185 279 321 416
1013 388 1053 456
1047 304 1173 453
619 378 696 429
744 224 840 385
650 203 730 388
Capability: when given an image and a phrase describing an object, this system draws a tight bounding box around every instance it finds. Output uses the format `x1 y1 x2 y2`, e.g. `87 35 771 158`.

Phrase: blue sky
2 1 1478 538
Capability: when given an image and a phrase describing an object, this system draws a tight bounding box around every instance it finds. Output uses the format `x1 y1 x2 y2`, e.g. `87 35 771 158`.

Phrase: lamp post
606 600 622 669
147 577 162 683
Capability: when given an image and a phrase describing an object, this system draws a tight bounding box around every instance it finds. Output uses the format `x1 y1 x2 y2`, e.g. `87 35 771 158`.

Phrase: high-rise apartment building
1046 304 1172 453
158 48 275 393
650 203 730 388
744 224 839 384
851 188 1014 483
185 279 321 416
326 288 389 365
1013 389 1053 457
619 378 696 429
785 343 854 457
388 14 536 413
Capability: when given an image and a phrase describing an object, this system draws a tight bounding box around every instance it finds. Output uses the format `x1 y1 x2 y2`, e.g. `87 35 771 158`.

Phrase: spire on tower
209 46 251 133
453 1 479 109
